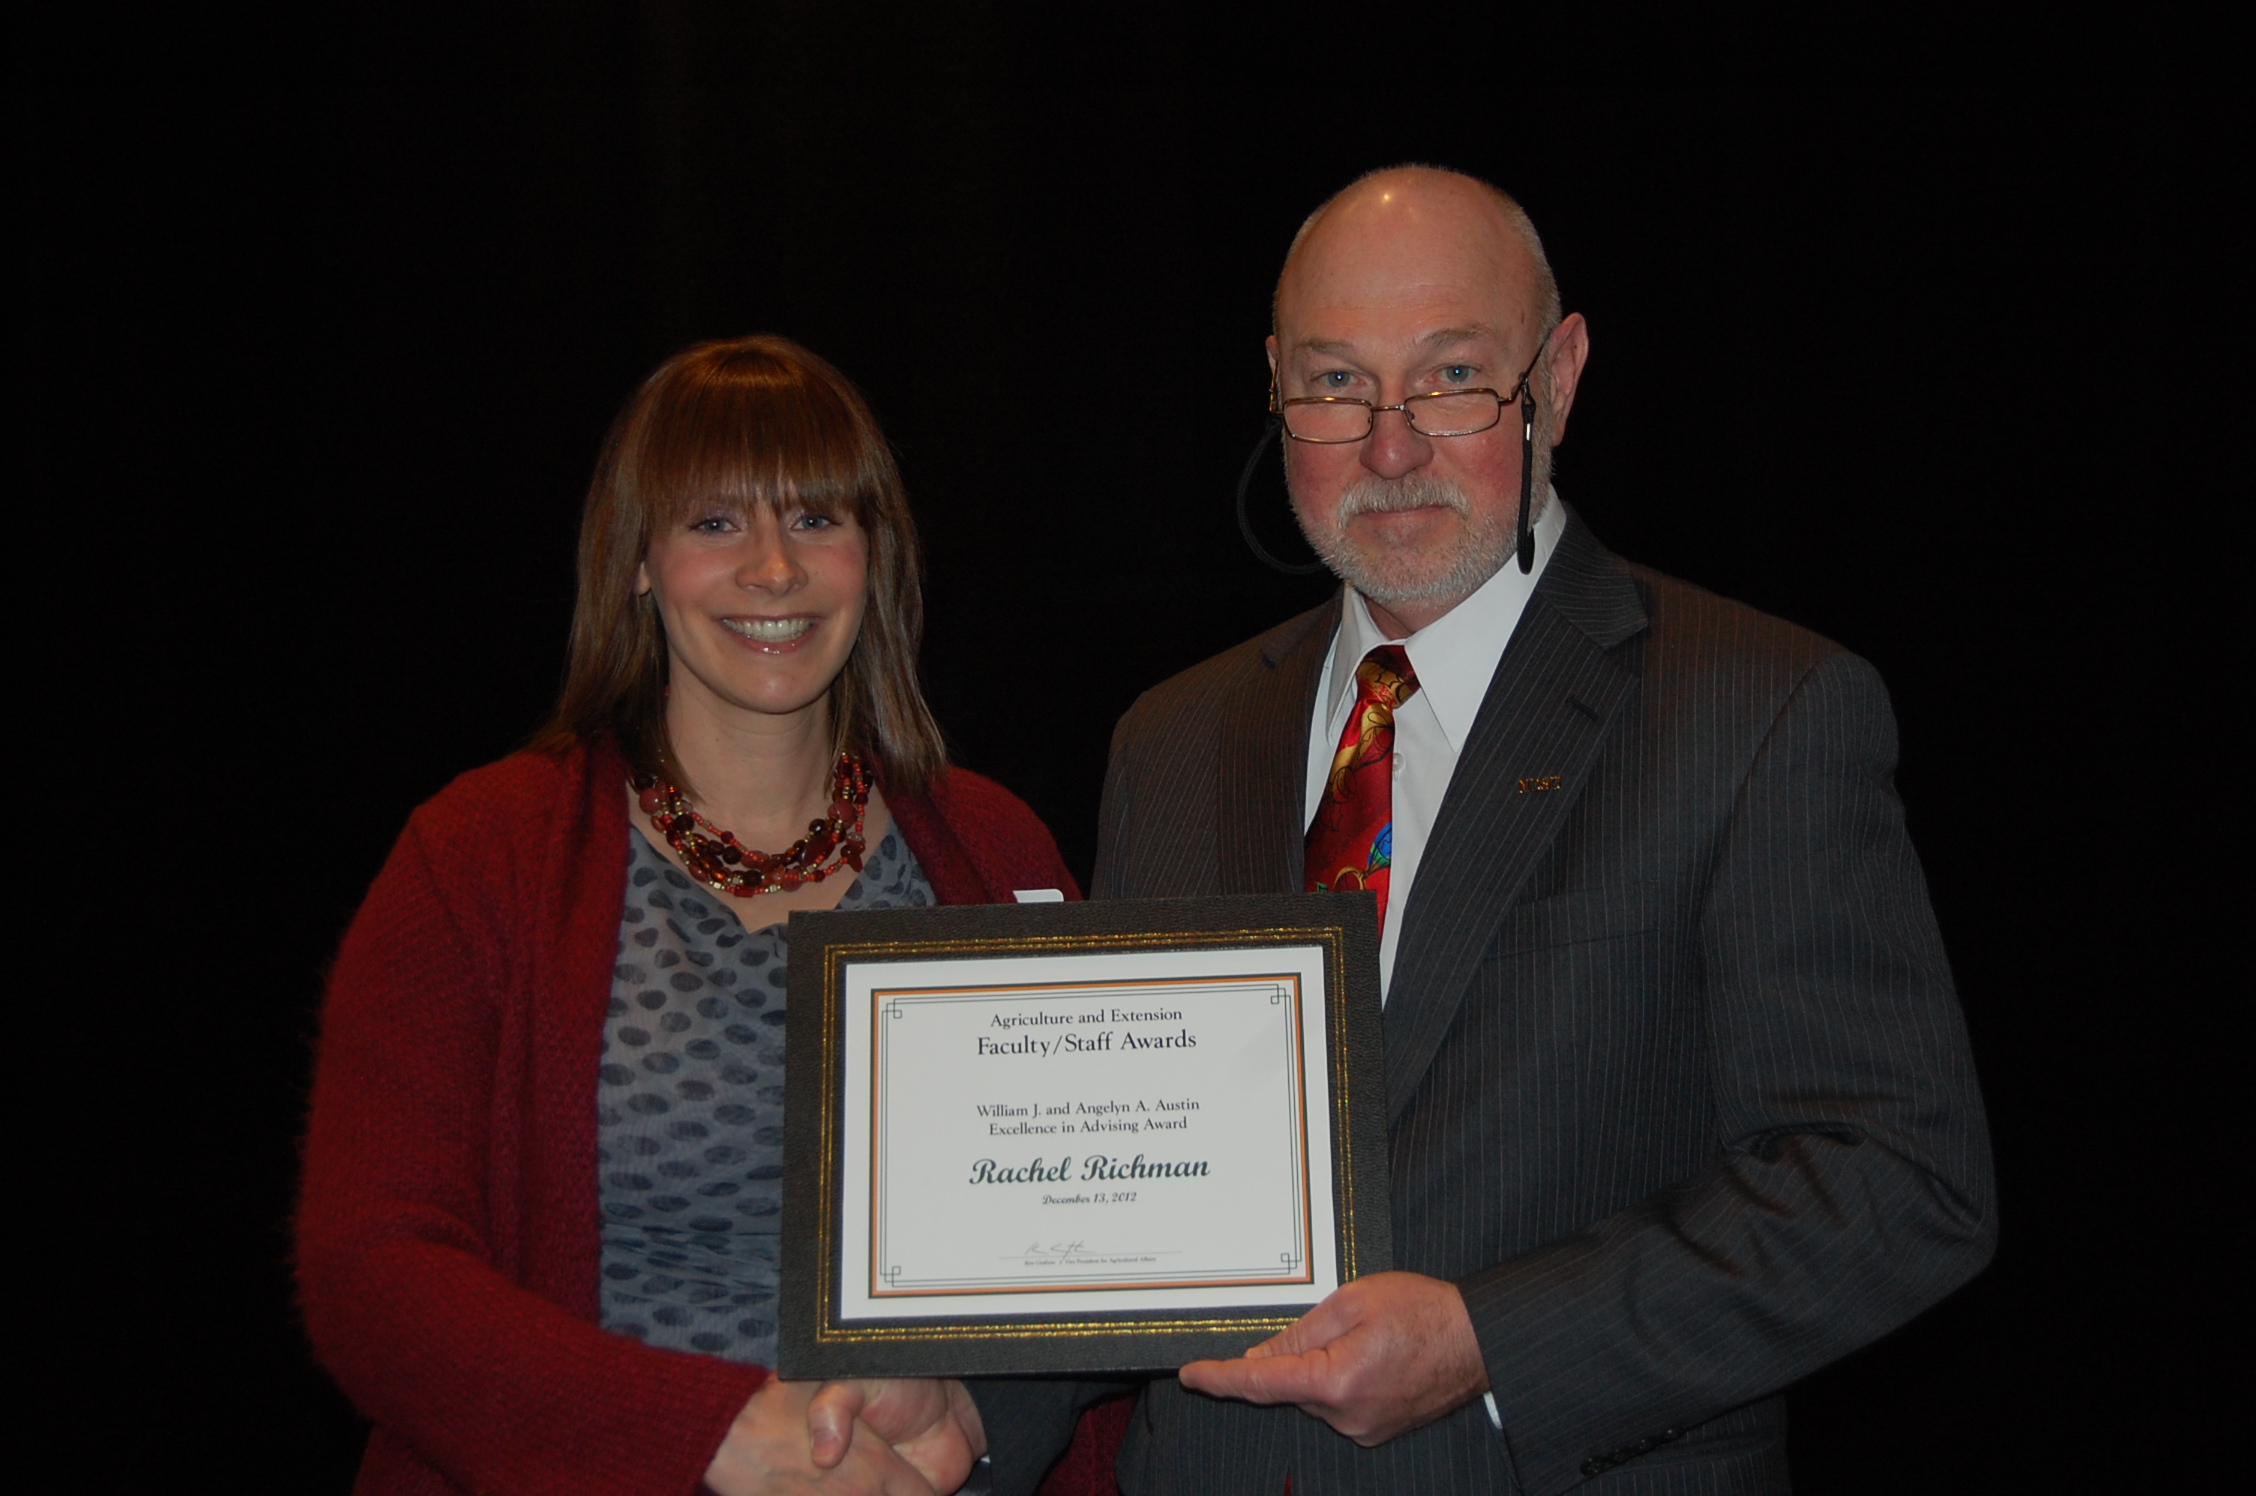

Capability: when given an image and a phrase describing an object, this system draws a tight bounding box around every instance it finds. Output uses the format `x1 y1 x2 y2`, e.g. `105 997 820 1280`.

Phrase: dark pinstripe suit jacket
1037 513 1994 1495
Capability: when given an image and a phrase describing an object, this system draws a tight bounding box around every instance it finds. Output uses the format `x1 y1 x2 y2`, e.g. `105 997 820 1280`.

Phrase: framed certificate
777 893 1391 1378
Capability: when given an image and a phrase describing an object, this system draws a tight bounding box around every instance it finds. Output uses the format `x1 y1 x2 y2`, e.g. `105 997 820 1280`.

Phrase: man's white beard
1294 453 1547 611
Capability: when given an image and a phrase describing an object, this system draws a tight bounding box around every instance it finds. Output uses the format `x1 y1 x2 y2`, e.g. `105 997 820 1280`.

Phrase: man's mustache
1333 475 1472 521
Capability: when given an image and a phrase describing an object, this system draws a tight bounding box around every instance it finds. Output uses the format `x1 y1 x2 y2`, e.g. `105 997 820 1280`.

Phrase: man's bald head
1274 166 1561 346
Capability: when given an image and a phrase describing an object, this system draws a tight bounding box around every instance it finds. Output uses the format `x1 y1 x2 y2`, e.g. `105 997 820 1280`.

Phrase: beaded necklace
632 752 872 898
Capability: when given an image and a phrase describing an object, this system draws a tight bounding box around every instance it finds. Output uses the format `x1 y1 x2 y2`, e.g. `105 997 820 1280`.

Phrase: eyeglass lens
1282 391 1504 442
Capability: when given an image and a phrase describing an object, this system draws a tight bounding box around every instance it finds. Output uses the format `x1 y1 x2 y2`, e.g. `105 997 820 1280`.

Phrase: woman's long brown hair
530 335 946 797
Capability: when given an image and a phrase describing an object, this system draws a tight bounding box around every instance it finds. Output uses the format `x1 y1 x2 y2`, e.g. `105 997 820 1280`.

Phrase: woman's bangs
636 369 873 529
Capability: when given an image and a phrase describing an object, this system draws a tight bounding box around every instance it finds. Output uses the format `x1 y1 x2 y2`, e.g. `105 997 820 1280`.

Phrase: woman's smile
720 615 817 647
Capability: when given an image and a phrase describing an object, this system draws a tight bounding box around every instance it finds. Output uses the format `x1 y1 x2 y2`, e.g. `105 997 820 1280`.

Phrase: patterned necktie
1305 645 1420 937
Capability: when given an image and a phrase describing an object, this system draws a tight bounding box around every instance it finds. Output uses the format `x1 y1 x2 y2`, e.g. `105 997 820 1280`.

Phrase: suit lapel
1218 597 1339 896
1381 517 1649 1122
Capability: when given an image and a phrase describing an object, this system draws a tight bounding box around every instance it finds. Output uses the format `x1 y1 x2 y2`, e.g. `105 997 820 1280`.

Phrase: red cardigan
298 740 1098 1495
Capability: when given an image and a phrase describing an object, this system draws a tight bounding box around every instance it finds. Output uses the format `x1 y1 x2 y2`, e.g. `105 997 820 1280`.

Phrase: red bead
637 787 663 816
779 869 802 890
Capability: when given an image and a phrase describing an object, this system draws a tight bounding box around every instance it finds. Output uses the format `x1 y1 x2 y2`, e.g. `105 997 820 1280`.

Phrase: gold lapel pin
1516 775 1563 794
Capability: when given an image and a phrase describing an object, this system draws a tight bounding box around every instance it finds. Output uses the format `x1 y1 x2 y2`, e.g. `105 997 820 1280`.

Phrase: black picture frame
778 892 1392 1378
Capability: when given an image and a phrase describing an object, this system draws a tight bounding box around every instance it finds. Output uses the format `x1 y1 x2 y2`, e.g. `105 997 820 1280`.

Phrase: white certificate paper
833 943 1340 1322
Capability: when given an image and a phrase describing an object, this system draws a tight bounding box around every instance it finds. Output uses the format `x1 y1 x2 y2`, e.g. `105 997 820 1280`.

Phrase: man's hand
1177 1271 1489 1446
704 1378 937 1495
807 1378 987 1492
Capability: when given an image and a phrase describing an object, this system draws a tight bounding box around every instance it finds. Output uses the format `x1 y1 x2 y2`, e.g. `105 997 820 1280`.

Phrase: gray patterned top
597 823 934 1365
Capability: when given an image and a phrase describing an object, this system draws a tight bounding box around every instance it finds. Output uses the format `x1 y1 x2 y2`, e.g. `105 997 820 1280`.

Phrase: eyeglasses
1271 342 1547 444
1257 334 1554 576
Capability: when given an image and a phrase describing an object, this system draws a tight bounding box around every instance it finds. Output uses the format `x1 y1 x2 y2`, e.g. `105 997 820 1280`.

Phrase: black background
26 8 2236 1491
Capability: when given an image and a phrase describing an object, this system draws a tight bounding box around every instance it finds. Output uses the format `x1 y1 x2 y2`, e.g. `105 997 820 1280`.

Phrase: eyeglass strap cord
1516 385 1536 574
1237 417 1327 575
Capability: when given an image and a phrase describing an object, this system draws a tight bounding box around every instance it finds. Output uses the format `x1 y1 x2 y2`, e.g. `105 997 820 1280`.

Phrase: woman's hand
808 1378 987 1492
703 1378 940 1495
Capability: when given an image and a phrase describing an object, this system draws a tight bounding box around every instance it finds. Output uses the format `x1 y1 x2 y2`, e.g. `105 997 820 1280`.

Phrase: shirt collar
1327 486 1567 752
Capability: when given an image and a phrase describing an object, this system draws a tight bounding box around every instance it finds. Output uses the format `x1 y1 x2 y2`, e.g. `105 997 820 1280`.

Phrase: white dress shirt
1303 489 1567 1002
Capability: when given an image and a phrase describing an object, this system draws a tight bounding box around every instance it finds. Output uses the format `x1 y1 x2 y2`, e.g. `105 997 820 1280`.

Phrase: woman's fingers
805 1378 984 1490
805 1381 869 1468
710 1378 940 1494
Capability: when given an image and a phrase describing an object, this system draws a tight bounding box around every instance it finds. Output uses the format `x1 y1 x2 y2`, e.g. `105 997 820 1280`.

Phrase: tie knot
1355 645 1419 712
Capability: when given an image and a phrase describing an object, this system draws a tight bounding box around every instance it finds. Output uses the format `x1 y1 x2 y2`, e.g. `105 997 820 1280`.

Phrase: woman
298 336 1102 1494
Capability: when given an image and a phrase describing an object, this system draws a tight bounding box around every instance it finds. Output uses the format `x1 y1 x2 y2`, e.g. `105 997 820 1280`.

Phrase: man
988 166 1994 1494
